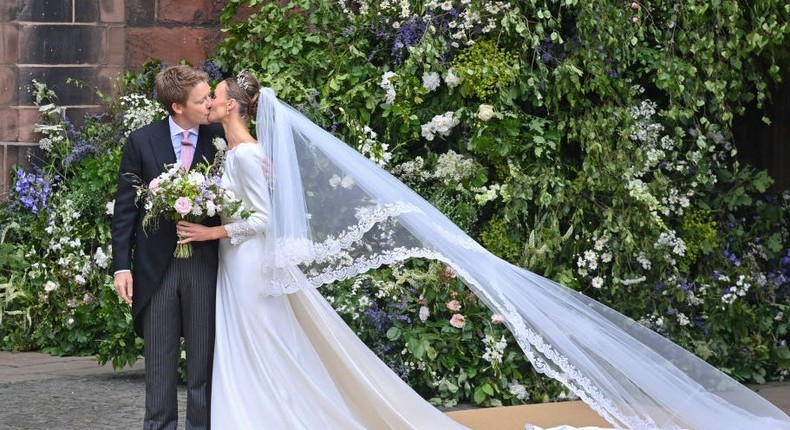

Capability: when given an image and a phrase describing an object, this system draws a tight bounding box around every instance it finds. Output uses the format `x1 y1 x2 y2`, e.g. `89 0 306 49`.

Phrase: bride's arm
176 221 227 243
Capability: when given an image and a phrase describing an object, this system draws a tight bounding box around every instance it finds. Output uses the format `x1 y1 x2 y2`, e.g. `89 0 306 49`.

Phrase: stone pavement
0 351 789 430
0 352 176 429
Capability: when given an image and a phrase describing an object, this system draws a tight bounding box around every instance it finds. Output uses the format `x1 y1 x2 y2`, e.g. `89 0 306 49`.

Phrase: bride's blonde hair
225 70 260 120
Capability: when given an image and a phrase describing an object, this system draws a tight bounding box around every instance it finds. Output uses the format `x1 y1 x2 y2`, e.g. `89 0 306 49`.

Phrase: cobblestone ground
0 370 186 430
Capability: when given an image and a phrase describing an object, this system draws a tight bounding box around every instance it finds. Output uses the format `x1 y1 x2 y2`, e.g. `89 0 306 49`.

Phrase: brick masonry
0 0 224 195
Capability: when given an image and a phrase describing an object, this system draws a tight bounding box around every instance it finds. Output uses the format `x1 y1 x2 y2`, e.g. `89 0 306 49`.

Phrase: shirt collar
168 116 199 138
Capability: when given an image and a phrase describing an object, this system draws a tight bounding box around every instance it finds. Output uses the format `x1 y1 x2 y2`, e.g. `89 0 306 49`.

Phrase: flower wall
1 0 789 408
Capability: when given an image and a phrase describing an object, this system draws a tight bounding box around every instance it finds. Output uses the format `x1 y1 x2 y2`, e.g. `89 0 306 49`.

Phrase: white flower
477 104 495 121
444 69 461 88
508 381 530 401
105 200 115 216
93 247 109 269
44 281 58 292
74 275 86 285
329 174 342 188
205 200 217 217
441 1 452 11
420 123 435 141
419 306 430 322
380 71 398 104
591 276 604 289
340 175 355 189
422 72 441 92
601 252 612 263
420 111 459 141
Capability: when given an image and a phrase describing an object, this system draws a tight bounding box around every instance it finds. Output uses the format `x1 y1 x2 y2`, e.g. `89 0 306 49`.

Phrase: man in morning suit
111 65 223 430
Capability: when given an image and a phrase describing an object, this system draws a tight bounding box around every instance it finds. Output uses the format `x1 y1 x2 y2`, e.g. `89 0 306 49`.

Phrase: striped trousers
141 244 218 430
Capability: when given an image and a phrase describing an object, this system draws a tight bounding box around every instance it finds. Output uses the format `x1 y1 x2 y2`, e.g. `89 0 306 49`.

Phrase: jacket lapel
191 125 216 169
148 120 176 173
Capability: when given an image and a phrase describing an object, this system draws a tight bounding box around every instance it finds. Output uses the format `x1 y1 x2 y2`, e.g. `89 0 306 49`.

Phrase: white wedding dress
211 143 472 429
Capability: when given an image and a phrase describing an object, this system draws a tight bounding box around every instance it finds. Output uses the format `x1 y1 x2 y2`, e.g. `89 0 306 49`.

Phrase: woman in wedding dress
178 72 472 429
177 71 790 430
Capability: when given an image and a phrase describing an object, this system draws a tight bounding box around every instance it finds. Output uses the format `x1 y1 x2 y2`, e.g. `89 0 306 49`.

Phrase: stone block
0 108 19 141
19 24 101 64
100 0 125 23
127 27 221 70
159 0 224 25
97 66 123 98
0 1 20 22
75 0 99 22
17 0 72 22
0 24 19 65
17 107 38 141
126 0 157 26
17 67 100 106
99 25 125 66
0 67 16 105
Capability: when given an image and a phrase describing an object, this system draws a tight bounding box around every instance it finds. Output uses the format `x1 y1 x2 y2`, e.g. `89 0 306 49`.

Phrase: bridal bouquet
134 154 250 258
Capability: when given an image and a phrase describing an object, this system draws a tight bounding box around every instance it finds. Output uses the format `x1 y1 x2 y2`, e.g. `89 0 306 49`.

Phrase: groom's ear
171 101 187 116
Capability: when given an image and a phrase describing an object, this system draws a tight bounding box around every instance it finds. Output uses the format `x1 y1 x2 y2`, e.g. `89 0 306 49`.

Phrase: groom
112 65 223 430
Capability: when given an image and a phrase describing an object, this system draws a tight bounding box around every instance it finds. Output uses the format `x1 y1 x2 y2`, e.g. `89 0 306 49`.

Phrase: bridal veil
252 88 790 430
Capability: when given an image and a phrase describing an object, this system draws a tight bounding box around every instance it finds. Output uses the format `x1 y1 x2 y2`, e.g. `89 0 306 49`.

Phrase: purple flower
201 60 223 82
12 167 53 214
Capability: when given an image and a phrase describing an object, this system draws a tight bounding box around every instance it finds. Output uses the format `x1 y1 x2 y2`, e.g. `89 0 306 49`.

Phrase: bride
176 71 790 430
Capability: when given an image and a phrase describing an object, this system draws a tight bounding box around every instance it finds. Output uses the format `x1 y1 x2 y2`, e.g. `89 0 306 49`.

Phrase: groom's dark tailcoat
111 118 223 430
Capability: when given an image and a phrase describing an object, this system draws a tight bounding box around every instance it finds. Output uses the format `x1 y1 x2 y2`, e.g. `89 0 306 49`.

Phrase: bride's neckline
226 142 257 152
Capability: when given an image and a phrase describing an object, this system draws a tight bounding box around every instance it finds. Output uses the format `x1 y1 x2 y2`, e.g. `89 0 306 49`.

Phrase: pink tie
180 130 194 170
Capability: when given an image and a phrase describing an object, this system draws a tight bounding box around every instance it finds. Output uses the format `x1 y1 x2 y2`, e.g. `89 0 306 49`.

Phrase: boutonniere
213 137 227 152
209 137 228 177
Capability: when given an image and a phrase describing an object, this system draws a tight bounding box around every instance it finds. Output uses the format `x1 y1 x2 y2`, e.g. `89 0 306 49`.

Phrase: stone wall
0 0 223 195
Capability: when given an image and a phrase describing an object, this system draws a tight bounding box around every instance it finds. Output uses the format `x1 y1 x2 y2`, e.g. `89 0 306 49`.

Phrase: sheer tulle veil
253 88 790 430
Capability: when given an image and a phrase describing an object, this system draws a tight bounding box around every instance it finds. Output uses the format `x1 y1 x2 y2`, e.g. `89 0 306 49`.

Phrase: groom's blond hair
155 65 209 115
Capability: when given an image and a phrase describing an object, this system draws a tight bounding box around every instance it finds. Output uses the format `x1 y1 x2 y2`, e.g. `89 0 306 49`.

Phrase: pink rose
446 299 461 312
630 2 639 9
148 178 160 191
491 314 505 325
174 197 192 217
449 314 466 329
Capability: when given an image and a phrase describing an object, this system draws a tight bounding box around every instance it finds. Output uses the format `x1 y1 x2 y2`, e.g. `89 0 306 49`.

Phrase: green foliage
0 77 150 364
209 0 790 403
1 0 788 409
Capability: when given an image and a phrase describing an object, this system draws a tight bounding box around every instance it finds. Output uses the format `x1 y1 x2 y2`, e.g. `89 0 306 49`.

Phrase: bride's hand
177 221 215 243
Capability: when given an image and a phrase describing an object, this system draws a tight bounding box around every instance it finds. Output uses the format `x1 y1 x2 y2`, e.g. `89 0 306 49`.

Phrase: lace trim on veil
271 201 484 267
266 242 651 429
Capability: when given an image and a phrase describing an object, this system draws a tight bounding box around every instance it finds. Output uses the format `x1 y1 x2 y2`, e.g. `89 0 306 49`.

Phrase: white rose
477 104 495 121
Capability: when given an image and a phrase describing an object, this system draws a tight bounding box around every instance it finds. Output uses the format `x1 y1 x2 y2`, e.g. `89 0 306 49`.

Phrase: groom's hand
114 272 134 305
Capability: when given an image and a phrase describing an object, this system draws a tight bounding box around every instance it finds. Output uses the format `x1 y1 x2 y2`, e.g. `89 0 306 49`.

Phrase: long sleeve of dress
224 146 271 245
